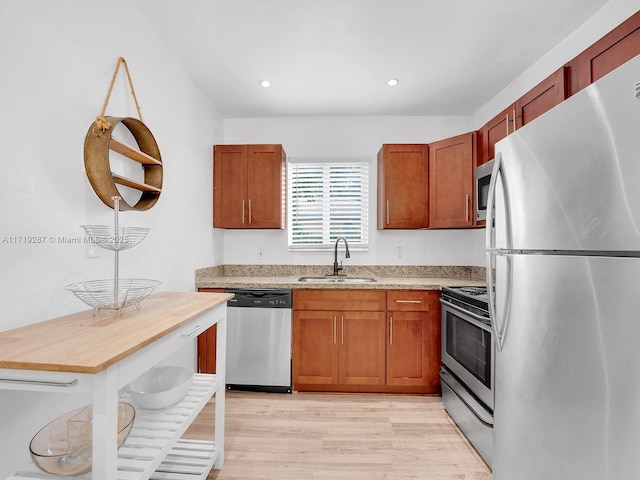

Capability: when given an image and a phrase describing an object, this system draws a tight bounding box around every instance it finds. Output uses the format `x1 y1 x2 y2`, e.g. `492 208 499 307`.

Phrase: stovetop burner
457 286 487 296
441 285 490 317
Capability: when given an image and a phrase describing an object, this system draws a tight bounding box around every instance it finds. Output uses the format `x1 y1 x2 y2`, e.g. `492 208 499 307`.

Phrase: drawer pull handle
0 378 78 388
395 299 422 304
181 325 202 337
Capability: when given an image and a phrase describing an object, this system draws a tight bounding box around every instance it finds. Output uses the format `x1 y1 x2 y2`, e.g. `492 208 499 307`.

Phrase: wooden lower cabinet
293 309 338 384
197 288 224 374
293 309 386 386
293 289 386 391
293 288 441 394
386 290 441 392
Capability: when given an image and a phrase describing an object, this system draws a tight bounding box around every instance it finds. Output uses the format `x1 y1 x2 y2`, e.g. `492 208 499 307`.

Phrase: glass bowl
130 366 194 409
29 402 135 476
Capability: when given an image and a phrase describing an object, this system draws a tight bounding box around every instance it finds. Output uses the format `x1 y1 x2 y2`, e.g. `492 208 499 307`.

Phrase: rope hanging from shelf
83 57 162 211
95 56 144 132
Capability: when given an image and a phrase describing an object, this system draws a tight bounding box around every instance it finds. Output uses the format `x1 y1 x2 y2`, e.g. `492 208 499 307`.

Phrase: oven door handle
440 298 491 329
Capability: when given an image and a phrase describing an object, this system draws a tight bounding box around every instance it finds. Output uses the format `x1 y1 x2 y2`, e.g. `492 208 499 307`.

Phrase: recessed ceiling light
260 80 271 88
387 78 399 87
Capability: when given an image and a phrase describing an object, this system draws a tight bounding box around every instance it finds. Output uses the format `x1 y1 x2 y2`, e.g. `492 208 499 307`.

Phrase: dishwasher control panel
224 288 292 308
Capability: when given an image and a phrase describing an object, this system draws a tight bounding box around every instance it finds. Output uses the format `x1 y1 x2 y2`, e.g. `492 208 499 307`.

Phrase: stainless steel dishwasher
224 288 292 393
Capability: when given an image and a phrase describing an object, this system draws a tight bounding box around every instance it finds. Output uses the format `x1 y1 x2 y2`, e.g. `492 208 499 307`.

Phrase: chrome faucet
333 236 351 275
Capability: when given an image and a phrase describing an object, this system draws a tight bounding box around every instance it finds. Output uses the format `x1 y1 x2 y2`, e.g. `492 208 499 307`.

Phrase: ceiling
134 0 610 118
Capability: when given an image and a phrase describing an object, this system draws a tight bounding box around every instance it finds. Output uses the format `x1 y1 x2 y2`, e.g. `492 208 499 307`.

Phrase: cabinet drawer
119 309 221 387
294 289 386 311
387 290 438 311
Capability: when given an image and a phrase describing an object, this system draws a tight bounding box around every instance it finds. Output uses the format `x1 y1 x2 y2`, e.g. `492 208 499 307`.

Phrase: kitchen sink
297 276 377 283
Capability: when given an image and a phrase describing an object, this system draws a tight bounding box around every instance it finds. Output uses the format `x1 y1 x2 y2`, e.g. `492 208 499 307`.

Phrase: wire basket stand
66 196 159 313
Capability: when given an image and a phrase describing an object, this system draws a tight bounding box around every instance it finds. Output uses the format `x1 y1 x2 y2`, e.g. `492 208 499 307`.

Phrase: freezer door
492 54 640 252
493 254 640 480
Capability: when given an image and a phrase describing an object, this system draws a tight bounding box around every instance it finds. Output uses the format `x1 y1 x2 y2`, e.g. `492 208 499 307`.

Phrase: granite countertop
196 265 486 291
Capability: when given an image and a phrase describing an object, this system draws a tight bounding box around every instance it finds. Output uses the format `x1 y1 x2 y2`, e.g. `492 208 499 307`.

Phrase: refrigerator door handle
486 152 513 351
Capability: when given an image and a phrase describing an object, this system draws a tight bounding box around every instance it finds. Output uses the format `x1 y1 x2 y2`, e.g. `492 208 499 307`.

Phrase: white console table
0 291 231 480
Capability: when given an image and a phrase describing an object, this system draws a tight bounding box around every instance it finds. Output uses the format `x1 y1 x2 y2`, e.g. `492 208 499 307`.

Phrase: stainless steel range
440 285 493 469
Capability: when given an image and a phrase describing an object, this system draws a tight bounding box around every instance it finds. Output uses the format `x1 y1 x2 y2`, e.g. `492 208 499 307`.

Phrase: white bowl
129 366 194 409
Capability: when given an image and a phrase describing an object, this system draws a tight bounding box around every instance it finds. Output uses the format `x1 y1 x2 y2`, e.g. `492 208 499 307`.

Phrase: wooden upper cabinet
478 104 515 165
213 144 286 229
377 144 429 229
514 66 568 129
479 67 567 164
568 10 640 95
428 132 477 229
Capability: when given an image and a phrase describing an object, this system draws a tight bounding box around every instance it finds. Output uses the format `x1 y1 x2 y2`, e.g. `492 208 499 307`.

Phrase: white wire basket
66 278 160 312
82 225 150 251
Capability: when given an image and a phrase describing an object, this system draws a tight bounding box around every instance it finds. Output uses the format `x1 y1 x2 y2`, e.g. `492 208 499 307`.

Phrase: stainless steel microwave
475 159 495 221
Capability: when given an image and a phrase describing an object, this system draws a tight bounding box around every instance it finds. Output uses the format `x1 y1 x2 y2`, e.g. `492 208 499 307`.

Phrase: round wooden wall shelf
84 116 163 211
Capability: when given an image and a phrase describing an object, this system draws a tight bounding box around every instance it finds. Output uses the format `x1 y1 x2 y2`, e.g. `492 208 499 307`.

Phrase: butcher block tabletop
0 291 232 374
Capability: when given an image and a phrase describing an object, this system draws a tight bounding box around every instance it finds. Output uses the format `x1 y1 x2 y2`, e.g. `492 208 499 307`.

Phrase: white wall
467 0 640 268
223 115 480 267
473 0 640 127
220 0 640 270
0 1 223 475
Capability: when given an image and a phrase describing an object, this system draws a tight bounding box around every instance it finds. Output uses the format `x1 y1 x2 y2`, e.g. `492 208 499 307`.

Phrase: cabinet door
292 310 339 385
478 104 515 165
196 288 225 374
247 145 286 229
428 132 476 229
213 145 247 228
386 290 441 388
387 311 431 386
514 66 568 128
377 144 429 229
338 311 386 385
568 11 640 95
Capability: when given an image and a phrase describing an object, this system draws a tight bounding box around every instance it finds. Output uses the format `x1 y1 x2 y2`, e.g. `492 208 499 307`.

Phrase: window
287 158 369 250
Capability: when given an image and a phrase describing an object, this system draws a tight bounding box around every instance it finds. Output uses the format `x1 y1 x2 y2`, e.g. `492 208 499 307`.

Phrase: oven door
441 297 494 410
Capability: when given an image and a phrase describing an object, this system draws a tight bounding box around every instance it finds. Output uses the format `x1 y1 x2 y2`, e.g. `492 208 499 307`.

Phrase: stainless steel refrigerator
487 53 640 479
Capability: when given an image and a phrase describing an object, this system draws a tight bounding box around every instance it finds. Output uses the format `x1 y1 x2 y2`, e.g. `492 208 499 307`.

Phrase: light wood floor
185 391 492 480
